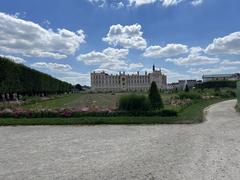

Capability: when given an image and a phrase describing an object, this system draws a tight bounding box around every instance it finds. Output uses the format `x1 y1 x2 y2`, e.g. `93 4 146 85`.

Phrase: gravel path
0 100 239 180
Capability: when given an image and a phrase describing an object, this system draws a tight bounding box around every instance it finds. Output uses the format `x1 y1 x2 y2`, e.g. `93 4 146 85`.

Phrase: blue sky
0 0 240 85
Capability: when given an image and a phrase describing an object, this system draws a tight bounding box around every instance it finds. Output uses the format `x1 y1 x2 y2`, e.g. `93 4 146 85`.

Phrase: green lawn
0 98 226 125
21 92 173 110
22 93 121 110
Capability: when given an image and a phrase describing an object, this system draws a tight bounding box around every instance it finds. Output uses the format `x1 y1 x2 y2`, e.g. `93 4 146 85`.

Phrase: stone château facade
91 65 167 92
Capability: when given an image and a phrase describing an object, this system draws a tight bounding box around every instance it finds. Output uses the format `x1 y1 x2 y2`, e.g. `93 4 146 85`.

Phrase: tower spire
153 64 155 71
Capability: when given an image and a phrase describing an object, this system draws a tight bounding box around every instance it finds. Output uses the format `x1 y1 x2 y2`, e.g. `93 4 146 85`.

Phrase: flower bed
0 108 177 118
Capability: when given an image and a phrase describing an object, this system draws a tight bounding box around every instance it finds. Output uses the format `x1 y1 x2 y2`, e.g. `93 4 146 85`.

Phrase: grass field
21 92 174 110
22 93 130 110
0 98 226 125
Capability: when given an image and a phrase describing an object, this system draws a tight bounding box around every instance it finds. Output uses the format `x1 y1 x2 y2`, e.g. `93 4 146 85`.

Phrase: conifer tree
185 84 189 92
148 81 164 110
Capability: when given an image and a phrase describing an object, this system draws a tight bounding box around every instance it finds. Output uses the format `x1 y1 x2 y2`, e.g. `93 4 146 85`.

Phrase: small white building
91 65 167 92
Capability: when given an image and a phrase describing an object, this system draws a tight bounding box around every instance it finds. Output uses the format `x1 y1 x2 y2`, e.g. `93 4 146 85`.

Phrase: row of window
92 79 150 84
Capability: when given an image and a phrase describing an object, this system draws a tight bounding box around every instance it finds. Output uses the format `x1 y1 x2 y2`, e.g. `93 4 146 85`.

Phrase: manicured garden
0 81 236 125
0 98 227 125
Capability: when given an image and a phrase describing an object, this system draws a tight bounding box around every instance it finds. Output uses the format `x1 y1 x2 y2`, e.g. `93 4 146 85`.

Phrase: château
91 65 167 92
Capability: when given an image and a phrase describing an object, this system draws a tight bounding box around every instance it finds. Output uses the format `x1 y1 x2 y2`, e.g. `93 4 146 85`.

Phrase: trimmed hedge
0 57 72 95
237 81 240 107
0 109 177 118
196 80 237 89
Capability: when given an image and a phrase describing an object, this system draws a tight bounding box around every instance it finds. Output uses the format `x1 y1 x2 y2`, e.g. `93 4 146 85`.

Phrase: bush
237 81 240 106
220 90 236 98
118 94 150 111
196 80 237 89
149 82 164 110
185 84 189 92
178 92 201 100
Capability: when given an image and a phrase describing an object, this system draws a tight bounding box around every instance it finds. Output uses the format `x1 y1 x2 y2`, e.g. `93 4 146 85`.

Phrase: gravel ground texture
0 99 239 180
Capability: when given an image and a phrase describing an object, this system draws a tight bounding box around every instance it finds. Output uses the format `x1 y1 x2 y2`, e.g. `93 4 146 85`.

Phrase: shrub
149 82 164 110
220 90 236 98
178 92 201 100
237 81 240 106
185 84 189 92
196 80 237 89
118 94 150 111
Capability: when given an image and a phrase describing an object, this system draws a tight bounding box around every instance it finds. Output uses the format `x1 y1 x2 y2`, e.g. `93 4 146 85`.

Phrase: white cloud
161 68 192 82
144 44 189 58
205 32 240 55
129 63 144 69
103 24 147 49
115 2 125 9
221 60 240 65
77 47 129 65
129 0 184 7
0 54 26 64
0 12 85 59
88 0 203 8
87 0 106 7
161 0 184 7
60 71 90 85
77 47 143 72
189 46 203 55
166 54 220 66
188 66 238 75
31 62 72 72
191 0 203 6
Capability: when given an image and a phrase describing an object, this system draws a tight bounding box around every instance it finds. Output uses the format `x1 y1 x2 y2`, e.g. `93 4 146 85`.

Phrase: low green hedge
0 109 177 118
196 80 237 89
237 81 240 107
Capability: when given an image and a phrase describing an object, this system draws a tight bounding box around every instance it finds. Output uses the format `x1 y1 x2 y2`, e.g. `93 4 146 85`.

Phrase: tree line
0 57 73 100
195 80 237 89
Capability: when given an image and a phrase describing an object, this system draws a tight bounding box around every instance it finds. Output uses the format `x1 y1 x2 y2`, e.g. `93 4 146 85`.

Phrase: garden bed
0 98 225 125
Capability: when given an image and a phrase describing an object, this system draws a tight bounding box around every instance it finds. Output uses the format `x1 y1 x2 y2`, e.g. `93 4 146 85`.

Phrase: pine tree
185 84 189 92
148 81 164 110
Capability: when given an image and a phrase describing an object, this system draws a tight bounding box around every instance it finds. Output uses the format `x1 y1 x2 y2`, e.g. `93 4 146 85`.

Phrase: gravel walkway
0 100 239 180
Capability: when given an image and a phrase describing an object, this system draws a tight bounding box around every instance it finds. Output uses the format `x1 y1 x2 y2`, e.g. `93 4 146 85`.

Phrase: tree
185 84 189 92
0 57 72 97
148 81 164 110
75 84 83 91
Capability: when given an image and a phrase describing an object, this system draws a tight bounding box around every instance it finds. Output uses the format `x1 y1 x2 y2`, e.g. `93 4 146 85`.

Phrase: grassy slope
0 98 225 126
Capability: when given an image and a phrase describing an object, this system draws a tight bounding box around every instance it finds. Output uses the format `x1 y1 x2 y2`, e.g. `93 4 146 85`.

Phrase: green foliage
0 57 72 95
237 81 240 106
118 94 150 111
220 89 236 98
0 109 177 118
75 84 83 91
0 99 226 125
178 91 201 100
196 80 237 89
148 81 164 110
185 84 189 92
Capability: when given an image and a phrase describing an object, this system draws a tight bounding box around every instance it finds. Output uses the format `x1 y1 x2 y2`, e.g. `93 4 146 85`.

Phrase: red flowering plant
13 108 29 118
57 108 73 117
